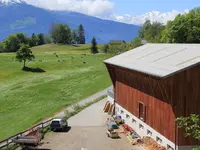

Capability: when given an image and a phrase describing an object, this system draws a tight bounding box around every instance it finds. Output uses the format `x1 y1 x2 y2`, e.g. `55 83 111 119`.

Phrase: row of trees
139 20 164 43
139 8 200 43
0 23 86 53
51 24 85 44
100 8 200 55
102 41 127 54
0 33 50 53
102 38 142 54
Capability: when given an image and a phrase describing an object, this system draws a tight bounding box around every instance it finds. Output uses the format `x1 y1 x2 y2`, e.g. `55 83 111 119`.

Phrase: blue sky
110 0 200 15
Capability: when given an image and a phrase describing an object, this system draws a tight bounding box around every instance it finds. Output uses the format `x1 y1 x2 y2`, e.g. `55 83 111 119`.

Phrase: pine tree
78 24 85 44
71 30 77 44
91 37 98 54
29 33 39 47
37 33 45 45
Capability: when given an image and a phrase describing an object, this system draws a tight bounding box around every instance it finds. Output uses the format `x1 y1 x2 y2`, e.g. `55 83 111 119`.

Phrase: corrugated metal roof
104 43 200 78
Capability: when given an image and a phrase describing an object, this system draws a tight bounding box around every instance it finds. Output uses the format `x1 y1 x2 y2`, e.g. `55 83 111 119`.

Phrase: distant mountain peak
0 0 25 5
108 10 189 25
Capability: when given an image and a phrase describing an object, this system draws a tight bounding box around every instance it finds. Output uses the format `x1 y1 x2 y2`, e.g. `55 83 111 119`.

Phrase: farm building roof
104 43 200 78
109 40 124 44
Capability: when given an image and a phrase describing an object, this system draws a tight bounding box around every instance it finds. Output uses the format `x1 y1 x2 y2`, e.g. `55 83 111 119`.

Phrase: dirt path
39 99 146 150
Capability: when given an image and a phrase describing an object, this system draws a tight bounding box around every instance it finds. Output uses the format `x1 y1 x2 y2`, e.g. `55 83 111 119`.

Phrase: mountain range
0 0 141 43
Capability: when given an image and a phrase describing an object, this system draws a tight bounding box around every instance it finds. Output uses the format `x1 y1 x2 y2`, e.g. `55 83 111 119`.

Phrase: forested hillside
139 8 200 43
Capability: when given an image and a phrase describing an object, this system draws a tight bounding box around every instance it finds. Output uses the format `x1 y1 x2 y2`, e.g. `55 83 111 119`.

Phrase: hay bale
142 136 166 150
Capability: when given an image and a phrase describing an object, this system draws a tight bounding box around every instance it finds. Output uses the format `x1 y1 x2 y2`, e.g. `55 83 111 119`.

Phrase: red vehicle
13 130 42 149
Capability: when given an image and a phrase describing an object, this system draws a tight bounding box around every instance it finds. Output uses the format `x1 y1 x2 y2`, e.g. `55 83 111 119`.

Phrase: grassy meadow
0 44 111 140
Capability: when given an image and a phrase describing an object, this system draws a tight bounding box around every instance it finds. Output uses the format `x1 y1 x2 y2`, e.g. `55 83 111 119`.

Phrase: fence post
7 139 8 148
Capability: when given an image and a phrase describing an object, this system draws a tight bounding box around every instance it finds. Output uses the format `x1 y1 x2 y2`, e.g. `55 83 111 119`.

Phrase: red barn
104 44 200 150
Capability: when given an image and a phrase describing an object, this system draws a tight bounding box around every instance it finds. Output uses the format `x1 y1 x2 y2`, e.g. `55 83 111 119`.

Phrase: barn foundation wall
108 95 176 150
108 94 198 150
116 103 176 150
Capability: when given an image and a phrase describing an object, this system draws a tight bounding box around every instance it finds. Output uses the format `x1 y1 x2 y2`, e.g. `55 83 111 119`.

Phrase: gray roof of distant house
109 40 124 43
104 43 200 78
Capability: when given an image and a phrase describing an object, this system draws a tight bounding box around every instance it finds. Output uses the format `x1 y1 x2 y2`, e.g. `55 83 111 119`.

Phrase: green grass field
0 44 111 140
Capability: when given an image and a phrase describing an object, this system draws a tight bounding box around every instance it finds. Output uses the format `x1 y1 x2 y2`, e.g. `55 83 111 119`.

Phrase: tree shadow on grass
72 44 80 47
22 67 46 73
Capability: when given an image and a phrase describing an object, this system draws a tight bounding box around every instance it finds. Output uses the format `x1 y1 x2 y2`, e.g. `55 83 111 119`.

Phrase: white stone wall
115 103 175 150
107 95 114 104
107 95 196 150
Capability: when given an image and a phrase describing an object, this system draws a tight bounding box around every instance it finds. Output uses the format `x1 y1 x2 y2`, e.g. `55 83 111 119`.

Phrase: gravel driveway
39 99 145 150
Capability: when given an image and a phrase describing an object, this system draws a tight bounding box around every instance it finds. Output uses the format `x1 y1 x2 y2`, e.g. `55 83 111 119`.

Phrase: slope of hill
0 44 111 140
0 1 140 43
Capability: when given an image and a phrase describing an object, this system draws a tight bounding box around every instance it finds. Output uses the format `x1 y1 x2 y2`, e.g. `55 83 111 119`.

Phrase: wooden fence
107 87 114 99
0 118 53 149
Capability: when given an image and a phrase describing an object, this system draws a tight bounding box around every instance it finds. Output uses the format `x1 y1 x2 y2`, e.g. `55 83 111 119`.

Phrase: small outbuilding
109 40 125 45
104 44 200 150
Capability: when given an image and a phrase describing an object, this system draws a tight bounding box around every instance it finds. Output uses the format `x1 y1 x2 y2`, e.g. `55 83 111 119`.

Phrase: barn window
132 118 136 123
126 114 130 119
138 102 146 122
121 110 123 114
147 130 152 136
139 124 144 130
156 136 162 144
167 145 174 150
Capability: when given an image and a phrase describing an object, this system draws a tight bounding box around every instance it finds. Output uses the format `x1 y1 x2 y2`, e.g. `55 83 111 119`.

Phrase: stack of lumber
103 101 111 112
103 101 114 115
142 137 166 150
108 104 114 115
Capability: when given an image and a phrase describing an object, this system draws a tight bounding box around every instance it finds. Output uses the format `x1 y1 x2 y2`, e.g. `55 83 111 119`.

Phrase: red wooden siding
116 79 175 143
169 64 200 146
106 63 200 146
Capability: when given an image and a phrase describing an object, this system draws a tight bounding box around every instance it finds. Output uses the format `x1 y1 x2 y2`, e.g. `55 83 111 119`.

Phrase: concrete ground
55 88 108 118
39 99 145 150
67 100 108 127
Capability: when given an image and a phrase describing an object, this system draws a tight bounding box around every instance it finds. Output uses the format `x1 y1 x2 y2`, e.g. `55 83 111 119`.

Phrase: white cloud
2 0 114 17
1 0 190 25
106 9 190 25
